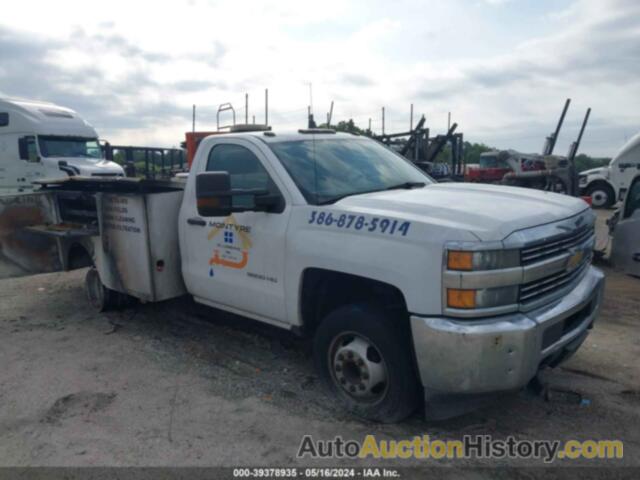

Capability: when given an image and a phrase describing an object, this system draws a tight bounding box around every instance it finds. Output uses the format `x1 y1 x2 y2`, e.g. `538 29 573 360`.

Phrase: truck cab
580 132 640 208
465 150 546 184
179 131 604 421
0 98 124 194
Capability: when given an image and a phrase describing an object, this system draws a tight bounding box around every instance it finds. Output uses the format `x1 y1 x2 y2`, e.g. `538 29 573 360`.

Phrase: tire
85 267 123 312
313 304 420 423
585 182 615 209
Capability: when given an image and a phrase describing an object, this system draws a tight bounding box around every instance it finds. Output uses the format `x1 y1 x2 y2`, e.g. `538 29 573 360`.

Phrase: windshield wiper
383 181 426 191
316 182 426 205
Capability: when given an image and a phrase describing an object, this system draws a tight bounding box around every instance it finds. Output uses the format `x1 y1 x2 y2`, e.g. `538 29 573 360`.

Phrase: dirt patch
0 257 639 467
41 391 117 425
619 390 640 405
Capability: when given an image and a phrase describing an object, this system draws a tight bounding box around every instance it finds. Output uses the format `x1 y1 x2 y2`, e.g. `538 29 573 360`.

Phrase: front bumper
410 265 604 400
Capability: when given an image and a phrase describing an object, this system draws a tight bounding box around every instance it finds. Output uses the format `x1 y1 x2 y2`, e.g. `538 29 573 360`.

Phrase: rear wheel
85 267 128 311
585 182 615 208
313 304 420 423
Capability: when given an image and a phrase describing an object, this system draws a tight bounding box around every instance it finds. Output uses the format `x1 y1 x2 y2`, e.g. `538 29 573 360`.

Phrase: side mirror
196 171 232 217
196 171 283 217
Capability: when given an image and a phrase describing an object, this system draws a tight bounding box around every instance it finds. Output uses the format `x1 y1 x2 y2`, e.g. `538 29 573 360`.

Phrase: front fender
283 206 478 324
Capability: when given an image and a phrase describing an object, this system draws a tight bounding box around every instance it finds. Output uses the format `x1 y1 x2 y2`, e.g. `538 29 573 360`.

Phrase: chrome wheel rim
590 189 608 207
328 332 389 404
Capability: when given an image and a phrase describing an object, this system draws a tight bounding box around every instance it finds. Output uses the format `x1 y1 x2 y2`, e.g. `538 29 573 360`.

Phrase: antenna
245 93 248 124
192 104 196 133
382 107 386 135
265 88 269 126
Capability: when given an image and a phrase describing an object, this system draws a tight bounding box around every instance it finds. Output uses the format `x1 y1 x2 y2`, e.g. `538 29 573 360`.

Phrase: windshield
37 136 102 159
479 155 509 169
269 138 432 205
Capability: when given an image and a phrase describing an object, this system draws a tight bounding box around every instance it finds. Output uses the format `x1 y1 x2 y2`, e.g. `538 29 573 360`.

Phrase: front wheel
313 304 420 423
585 182 615 208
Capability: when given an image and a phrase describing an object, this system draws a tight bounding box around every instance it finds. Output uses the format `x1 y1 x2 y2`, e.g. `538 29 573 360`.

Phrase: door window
624 177 640 219
18 136 39 162
206 144 281 209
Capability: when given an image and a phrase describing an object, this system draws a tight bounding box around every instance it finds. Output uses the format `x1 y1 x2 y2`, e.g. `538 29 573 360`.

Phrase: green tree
319 119 369 135
462 142 494 165
574 153 610 172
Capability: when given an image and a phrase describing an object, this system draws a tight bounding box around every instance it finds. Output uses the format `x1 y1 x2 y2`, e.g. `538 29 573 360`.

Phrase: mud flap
0 192 63 279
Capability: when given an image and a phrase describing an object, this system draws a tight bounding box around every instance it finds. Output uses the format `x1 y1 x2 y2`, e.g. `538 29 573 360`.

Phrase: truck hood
580 167 609 177
43 157 125 176
336 183 589 241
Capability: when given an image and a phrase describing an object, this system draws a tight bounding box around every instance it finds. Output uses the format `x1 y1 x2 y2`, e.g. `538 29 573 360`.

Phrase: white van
579 132 640 208
0 98 124 194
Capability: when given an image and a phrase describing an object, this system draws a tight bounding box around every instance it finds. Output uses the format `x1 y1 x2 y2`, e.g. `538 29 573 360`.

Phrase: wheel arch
299 268 409 337
65 241 93 270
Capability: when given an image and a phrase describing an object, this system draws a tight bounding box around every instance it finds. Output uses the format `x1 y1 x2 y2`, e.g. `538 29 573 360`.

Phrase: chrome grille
519 253 591 304
520 225 594 266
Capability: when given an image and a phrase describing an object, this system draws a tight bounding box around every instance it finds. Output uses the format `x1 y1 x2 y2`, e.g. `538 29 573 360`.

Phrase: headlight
447 286 519 309
447 249 520 271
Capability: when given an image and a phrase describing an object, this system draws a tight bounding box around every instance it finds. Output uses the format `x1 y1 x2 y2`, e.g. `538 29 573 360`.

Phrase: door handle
632 253 640 262
187 217 206 226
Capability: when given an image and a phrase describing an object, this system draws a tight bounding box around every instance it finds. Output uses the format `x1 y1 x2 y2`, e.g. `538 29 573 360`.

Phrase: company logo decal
207 215 252 276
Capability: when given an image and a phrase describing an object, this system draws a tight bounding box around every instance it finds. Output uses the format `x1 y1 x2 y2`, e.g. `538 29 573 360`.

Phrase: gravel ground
0 209 638 473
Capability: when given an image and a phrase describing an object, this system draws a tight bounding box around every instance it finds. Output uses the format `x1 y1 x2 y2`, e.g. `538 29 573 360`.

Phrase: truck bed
4 177 188 301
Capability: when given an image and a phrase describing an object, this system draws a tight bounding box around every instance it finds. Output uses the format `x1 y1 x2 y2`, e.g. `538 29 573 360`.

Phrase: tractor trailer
579 132 640 208
0 97 124 194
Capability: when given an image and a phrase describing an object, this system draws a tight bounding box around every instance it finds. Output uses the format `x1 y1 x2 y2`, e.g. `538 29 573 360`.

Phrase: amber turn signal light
447 251 474 271
447 289 476 309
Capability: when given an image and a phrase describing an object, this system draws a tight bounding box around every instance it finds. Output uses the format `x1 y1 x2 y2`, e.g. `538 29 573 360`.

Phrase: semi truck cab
579 132 640 208
0 98 124 194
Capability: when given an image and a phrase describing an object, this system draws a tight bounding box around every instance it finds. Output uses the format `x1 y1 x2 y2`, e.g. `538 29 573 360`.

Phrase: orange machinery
184 125 271 169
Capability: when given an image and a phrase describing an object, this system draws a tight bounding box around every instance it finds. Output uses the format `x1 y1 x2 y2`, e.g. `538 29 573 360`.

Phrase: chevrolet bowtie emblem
567 249 584 271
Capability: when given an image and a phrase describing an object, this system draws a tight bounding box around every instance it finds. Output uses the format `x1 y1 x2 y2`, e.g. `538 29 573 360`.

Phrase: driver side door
180 139 291 325
13 135 45 192
611 175 640 277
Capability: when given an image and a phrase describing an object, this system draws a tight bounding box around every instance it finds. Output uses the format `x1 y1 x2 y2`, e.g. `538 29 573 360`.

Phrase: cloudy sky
1 0 638 156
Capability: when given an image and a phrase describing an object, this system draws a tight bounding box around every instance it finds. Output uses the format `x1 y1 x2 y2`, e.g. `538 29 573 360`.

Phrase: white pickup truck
1 129 604 422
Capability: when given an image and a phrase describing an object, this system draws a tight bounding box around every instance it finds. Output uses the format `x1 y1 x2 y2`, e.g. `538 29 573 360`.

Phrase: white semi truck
579 132 640 208
1 129 604 422
0 98 124 194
